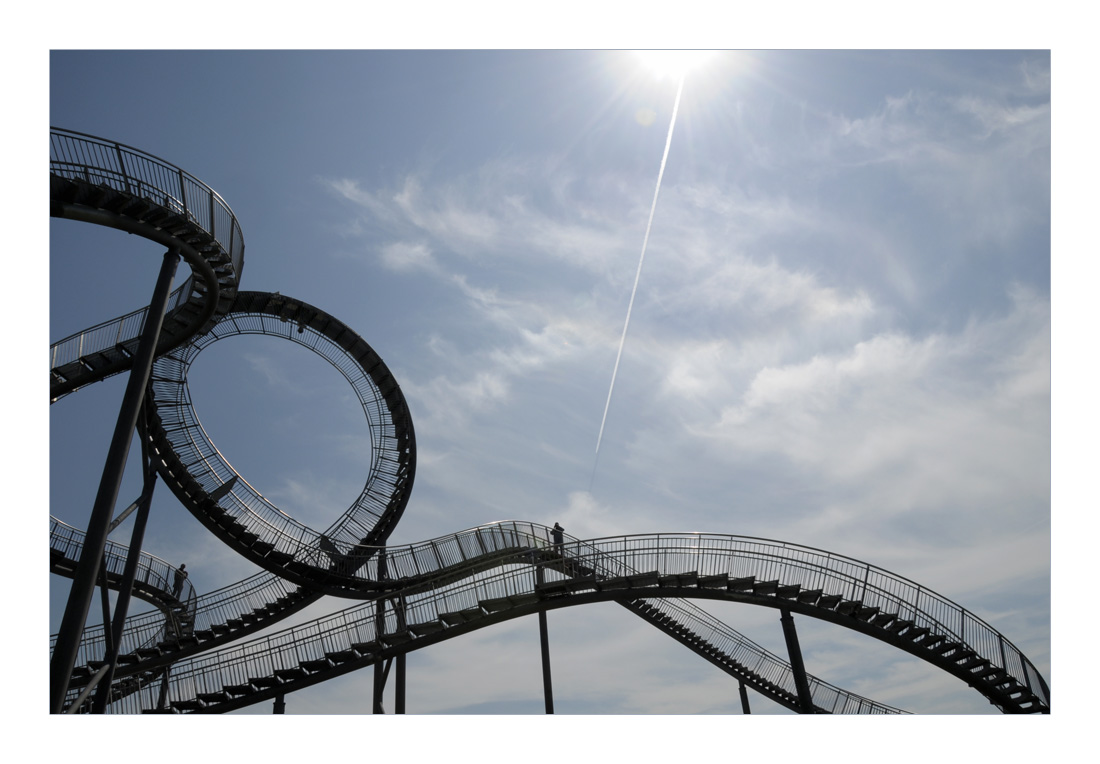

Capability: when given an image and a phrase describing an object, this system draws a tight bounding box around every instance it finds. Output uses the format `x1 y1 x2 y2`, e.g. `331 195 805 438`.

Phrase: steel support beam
273 694 286 714
92 407 159 712
373 551 389 714
373 658 392 714
536 564 554 714
779 608 815 713
395 654 406 714
50 249 180 713
738 679 751 714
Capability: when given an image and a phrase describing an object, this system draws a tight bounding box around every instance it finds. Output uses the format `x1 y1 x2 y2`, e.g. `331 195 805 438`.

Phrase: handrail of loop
48 127 245 371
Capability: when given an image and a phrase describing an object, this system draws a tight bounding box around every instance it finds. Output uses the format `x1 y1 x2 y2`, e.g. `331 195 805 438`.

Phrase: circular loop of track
146 291 415 593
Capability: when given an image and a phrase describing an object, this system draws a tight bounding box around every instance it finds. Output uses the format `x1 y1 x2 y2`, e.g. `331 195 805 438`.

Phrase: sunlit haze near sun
634 49 718 80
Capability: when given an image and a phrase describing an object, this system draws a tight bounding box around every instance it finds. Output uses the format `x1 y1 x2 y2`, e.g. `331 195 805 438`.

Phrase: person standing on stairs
173 564 188 599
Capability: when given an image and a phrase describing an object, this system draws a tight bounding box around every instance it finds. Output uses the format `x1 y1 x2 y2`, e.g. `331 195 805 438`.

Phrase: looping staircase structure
49 128 1050 714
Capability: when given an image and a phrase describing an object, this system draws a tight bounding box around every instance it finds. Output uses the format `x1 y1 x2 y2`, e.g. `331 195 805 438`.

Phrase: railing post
178 168 188 218
114 143 131 194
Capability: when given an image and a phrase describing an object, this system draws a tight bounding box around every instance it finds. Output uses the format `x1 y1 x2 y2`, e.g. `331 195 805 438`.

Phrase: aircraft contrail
590 75 685 491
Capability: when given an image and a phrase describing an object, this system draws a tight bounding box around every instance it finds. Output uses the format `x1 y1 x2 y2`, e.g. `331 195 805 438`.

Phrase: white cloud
378 240 436 272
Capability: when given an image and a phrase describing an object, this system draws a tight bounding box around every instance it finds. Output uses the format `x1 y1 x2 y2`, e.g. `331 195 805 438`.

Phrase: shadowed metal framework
49 128 1050 715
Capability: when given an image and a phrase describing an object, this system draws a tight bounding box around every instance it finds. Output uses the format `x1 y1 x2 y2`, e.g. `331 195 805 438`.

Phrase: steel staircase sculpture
49 128 1049 714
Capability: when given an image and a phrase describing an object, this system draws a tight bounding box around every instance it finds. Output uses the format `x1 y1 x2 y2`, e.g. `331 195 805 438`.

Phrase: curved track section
50 128 244 401
111 527 1045 714
65 523 907 715
145 291 416 592
50 129 1048 715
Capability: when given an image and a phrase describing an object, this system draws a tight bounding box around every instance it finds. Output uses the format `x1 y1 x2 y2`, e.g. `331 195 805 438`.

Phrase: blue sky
35 35 1062 737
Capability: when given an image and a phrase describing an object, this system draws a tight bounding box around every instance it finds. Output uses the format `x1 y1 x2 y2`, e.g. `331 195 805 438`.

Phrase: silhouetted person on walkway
173 564 188 599
551 523 564 550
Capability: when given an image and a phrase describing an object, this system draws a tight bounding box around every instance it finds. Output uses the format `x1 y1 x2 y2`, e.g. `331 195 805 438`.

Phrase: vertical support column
738 679 751 714
50 248 180 713
156 668 171 711
92 406 159 712
372 662 385 714
373 658 392 714
536 563 554 714
779 608 815 713
97 563 114 660
273 694 286 714
373 549 388 714
395 654 406 714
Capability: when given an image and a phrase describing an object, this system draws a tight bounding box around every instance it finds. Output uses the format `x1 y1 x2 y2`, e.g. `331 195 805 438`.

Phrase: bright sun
634 50 718 81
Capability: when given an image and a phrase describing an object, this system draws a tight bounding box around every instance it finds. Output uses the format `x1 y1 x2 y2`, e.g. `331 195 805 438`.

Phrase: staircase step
197 691 229 703
817 593 842 609
252 541 275 556
835 600 862 616
753 580 779 596
933 641 963 656
274 667 309 682
268 550 294 566
409 621 445 636
728 576 755 592
854 606 879 621
627 571 660 588
440 607 484 625
979 667 1009 683
224 683 255 696
598 577 630 591
325 650 359 664
250 676 283 689
301 658 333 672
479 597 512 613
699 574 729 589
536 579 574 597
776 584 801 599
915 632 945 649
797 589 823 605
870 613 895 628
904 626 930 641
888 619 914 634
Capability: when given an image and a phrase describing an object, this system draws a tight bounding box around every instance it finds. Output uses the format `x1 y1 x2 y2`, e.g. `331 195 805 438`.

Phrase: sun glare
634 50 718 81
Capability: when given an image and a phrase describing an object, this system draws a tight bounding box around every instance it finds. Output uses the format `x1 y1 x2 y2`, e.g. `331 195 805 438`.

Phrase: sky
24 10 1077 753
